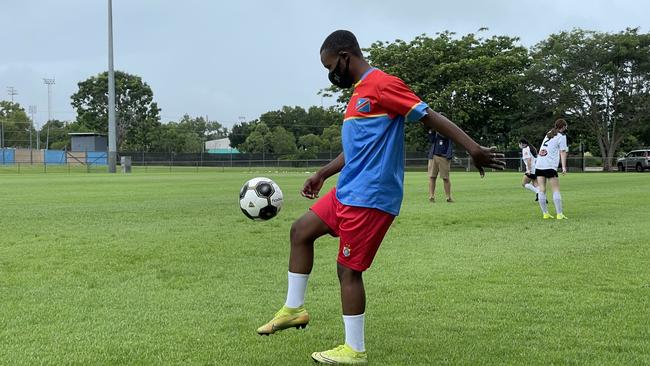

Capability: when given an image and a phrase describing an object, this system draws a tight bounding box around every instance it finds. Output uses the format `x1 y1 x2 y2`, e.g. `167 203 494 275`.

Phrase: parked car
617 149 650 172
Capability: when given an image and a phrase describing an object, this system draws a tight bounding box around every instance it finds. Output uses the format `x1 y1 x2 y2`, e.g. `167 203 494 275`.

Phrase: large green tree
269 126 298 156
228 122 253 149
70 71 161 151
319 123 342 153
144 114 227 153
176 114 226 141
229 106 342 152
0 101 33 148
150 122 202 153
296 133 323 159
323 31 530 150
238 123 273 154
238 123 299 157
639 124 650 147
256 106 341 140
527 28 650 170
37 120 75 150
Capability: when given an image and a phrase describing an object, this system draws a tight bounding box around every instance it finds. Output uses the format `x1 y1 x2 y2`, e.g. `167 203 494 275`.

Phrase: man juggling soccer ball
256 30 505 364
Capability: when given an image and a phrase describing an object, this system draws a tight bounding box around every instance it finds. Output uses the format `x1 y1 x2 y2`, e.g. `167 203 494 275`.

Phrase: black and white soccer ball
239 177 284 220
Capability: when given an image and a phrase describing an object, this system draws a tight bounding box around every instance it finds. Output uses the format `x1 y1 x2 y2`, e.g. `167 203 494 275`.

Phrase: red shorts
310 188 395 272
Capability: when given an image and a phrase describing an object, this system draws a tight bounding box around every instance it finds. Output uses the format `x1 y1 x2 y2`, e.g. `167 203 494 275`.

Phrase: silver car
617 149 650 172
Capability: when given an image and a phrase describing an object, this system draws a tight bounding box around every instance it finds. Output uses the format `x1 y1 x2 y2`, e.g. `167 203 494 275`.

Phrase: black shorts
535 169 558 178
525 172 537 179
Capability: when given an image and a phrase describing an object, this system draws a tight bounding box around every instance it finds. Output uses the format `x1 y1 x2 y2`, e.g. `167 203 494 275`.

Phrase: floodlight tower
43 78 55 123
29 105 37 151
107 0 117 173
7 87 18 102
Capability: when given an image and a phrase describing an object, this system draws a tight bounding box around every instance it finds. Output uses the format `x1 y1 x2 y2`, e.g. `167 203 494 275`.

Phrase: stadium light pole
46 124 51 150
7 86 18 102
43 79 55 123
107 0 117 173
29 105 37 154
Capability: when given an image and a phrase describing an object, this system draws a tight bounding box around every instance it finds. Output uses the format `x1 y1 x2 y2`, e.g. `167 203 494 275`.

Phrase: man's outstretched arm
419 109 505 176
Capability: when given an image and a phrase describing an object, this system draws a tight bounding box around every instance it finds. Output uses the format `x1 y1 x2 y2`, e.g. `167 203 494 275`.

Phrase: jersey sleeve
378 75 428 122
559 135 568 151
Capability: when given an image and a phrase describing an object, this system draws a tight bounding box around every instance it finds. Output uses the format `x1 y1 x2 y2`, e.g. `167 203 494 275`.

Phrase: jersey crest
355 98 371 113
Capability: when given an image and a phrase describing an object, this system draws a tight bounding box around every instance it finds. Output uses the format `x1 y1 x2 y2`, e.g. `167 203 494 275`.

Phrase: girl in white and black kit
519 138 540 200
535 119 569 220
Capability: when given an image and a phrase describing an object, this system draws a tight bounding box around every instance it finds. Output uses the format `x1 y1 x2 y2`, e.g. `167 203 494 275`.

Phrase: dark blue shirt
428 132 453 160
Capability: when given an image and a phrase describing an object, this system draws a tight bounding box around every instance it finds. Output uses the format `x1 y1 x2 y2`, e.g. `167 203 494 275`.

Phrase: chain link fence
0 148 602 174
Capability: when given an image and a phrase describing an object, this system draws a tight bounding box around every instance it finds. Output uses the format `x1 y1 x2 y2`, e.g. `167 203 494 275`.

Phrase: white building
205 138 239 154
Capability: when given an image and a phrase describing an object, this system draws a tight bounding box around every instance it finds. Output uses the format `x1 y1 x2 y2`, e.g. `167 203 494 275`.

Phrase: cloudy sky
1 0 648 128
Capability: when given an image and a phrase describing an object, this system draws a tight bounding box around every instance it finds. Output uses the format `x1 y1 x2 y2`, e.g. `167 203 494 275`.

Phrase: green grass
1 171 649 365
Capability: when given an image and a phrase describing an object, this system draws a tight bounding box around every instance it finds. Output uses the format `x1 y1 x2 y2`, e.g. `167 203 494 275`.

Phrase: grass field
1 170 649 365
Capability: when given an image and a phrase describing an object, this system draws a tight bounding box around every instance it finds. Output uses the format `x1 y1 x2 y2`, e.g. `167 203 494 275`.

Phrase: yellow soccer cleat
256 305 309 335
311 344 368 365
543 213 554 219
556 213 569 220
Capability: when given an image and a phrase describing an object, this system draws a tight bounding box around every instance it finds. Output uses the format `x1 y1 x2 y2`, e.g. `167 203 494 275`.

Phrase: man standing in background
428 129 454 202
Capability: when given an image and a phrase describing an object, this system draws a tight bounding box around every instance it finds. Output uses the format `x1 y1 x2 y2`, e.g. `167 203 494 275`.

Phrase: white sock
553 191 563 215
538 192 548 214
524 183 539 194
343 313 365 352
285 272 309 308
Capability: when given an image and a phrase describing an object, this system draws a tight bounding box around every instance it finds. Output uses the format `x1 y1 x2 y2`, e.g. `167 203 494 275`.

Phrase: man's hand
299 152 344 199
301 173 325 199
562 167 567 176
470 146 506 177
420 111 505 177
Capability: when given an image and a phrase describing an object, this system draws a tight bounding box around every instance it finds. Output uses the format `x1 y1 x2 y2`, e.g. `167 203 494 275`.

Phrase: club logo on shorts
342 244 351 257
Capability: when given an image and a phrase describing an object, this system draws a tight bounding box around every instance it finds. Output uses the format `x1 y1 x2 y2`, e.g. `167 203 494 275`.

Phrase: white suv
617 149 650 172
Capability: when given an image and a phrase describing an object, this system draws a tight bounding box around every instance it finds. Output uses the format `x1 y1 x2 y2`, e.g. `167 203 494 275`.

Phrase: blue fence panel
45 150 66 165
87 151 107 166
0 148 15 164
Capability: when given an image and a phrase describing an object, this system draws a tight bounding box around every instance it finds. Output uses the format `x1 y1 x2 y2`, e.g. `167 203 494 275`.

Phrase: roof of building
207 148 240 154
68 132 108 136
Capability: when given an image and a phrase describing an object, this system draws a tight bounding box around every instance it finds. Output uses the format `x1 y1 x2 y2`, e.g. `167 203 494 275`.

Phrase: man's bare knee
290 217 309 244
290 212 330 245
337 263 362 283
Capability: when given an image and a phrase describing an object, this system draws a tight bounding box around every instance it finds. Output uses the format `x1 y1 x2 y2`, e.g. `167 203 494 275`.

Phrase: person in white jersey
535 118 569 220
519 138 540 200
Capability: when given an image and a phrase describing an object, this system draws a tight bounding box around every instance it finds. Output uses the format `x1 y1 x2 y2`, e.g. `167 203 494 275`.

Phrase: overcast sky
1 0 648 128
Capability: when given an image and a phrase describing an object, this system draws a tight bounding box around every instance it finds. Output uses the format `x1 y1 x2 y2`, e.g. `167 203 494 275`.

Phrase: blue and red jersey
336 68 428 216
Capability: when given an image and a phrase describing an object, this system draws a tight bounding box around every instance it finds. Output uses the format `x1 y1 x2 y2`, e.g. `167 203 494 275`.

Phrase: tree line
1 28 648 170
231 28 650 170
0 72 227 153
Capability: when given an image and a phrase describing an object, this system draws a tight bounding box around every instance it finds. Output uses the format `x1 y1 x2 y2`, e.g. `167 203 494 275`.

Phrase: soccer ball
239 177 284 220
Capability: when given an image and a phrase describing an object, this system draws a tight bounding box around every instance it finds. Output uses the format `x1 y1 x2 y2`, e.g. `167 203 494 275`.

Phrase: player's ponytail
547 118 568 139
519 138 537 158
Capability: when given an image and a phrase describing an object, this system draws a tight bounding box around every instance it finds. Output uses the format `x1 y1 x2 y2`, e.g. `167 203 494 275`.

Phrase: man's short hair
320 30 363 57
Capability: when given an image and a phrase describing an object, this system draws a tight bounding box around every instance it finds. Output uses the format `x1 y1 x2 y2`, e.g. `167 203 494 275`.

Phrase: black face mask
328 55 353 89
